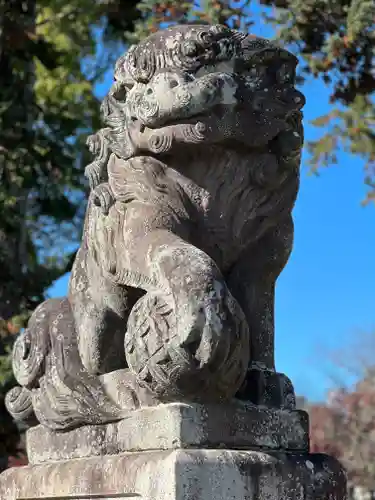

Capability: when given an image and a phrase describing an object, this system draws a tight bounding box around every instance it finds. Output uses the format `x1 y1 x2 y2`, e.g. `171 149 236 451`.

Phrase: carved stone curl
6 24 305 430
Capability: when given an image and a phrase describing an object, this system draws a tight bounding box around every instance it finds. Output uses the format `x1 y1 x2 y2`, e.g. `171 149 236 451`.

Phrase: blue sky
48 4 375 402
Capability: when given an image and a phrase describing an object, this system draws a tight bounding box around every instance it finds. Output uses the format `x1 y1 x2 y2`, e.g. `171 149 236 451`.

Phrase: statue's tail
11 301 52 389
5 386 36 425
6 298 130 431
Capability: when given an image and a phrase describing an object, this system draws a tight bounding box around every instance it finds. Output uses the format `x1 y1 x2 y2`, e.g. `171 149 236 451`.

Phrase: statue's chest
169 151 278 269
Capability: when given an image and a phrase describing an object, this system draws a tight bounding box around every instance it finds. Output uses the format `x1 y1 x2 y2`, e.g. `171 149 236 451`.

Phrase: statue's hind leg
226 215 296 409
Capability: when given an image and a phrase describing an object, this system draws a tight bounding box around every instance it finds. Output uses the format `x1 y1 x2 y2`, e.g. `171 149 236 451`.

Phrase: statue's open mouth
130 101 301 157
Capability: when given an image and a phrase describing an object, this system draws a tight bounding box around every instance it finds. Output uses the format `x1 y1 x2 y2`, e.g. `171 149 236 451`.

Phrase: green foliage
309 96 375 203
258 0 375 203
0 332 19 466
0 1 141 321
0 349 13 389
0 318 22 405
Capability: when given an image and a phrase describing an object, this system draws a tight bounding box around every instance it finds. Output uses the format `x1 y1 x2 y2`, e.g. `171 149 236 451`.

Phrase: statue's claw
85 161 102 189
92 183 115 215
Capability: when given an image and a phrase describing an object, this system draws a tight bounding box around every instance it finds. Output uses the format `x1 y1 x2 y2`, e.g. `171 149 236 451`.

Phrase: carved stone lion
6 24 305 430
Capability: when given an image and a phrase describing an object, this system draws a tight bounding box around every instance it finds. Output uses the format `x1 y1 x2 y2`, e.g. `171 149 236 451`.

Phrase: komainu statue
6 24 305 430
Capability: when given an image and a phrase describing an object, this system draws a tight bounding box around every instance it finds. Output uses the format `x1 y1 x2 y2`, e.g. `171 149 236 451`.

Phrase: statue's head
104 24 305 154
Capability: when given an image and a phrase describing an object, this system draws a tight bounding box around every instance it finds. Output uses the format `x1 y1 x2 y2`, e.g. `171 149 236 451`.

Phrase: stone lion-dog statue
6 24 305 430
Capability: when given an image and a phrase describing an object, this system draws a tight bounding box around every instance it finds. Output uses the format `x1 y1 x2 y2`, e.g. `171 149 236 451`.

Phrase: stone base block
0 449 346 500
26 402 309 464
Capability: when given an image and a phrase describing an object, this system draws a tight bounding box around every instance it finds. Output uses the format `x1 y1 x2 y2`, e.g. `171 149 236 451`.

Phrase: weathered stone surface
26 402 309 464
0 449 346 500
6 24 306 431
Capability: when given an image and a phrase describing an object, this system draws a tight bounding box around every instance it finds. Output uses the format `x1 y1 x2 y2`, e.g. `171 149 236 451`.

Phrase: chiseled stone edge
0 450 346 500
26 402 309 464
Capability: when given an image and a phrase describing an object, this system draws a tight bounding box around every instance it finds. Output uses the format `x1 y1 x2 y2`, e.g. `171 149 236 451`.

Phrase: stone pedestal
0 403 346 500
25 402 309 464
1 449 346 500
